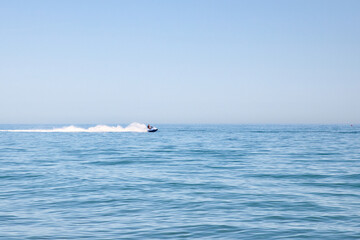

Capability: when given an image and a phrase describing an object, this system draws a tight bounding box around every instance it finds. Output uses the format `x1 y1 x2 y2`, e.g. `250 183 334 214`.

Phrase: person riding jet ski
147 124 158 132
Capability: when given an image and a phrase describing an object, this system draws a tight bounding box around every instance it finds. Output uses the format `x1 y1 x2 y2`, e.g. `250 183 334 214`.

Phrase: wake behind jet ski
147 124 158 132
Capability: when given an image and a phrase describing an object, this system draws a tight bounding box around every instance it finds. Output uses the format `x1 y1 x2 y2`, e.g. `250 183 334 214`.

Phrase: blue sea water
0 124 359 239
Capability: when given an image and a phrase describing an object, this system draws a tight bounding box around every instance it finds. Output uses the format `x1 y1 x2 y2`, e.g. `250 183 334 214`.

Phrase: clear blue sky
1 0 359 124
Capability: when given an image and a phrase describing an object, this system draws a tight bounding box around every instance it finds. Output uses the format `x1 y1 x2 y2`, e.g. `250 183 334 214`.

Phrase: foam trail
0 122 148 133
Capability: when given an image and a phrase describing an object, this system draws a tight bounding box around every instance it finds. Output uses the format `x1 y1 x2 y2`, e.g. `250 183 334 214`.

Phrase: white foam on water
0 122 148 133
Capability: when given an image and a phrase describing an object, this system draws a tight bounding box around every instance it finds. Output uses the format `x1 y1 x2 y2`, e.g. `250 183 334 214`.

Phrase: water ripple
0 124 359 239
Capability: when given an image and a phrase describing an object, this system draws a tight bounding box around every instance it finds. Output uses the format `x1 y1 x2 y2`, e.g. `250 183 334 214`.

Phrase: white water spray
0 122 148 133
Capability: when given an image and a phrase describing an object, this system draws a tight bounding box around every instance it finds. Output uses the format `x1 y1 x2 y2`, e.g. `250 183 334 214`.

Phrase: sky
0 0 359 124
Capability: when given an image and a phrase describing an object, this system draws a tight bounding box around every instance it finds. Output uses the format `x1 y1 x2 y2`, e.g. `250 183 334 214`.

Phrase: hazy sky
1 0 359 124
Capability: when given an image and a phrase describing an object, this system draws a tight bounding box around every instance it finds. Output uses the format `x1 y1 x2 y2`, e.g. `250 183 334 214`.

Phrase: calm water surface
0 124 359 239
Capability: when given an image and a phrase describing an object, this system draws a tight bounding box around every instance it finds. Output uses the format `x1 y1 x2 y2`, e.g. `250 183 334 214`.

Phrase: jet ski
147 127 158 132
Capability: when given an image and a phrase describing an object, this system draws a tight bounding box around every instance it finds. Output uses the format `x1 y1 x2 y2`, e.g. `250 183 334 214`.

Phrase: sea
0 124 359 239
